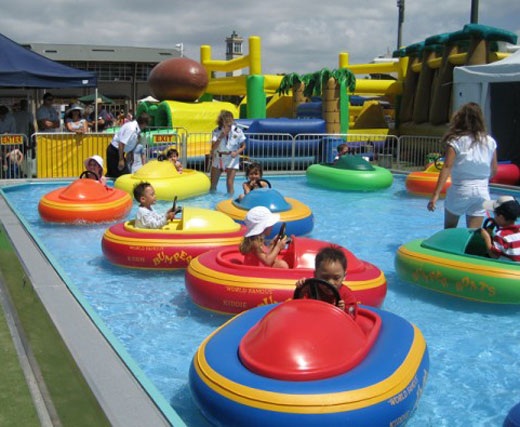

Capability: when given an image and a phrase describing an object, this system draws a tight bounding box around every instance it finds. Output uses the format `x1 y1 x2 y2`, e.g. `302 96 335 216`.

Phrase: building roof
21 43 181 63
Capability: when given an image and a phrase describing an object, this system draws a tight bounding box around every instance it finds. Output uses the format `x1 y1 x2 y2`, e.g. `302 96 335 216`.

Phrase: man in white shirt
106 113 149 177
36 93 60 132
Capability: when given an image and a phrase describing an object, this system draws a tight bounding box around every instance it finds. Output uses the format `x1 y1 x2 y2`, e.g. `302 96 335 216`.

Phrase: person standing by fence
0 105 16 134
209 110 246 195
13 100 34 138
36 93 60 132
106 113 149 178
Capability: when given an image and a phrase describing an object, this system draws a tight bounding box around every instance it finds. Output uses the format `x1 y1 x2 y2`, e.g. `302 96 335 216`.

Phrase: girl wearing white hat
84 155 107 185
239 206 289 268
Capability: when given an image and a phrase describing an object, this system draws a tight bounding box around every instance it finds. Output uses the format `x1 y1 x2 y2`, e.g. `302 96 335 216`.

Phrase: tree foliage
276 68 356 97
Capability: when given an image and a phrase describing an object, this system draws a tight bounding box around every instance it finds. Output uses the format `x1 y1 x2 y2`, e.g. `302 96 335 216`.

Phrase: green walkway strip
0 298 40 427
0 224 110 427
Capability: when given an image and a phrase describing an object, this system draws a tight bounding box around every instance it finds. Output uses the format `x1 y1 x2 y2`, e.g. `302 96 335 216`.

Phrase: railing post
396 136 401 170
181 131 188 168
291 135 296 172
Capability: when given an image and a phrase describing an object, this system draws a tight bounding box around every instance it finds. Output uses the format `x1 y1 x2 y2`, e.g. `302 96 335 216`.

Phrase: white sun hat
244 206 280 237
84 155 104 169
65 103 84 115
483 195 516 211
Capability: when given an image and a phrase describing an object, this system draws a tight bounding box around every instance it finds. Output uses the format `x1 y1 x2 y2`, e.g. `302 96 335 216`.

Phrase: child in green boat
334 144 349 163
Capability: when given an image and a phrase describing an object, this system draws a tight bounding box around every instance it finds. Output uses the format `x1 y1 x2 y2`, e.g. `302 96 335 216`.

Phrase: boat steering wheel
275 222 286 240
293 278 358 318
274 222 291 245
482 217 498 234
256 178 272 189
293 278 341 307
79 170 99 181
434 156 444 171
171 195 182 216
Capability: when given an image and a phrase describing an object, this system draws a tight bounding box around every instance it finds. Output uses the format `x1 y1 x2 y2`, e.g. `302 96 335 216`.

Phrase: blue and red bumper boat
190 295 429 426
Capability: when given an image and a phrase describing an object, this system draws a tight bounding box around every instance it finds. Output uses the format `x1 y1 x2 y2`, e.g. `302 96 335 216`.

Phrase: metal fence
181 133 404 173
396 135 444 171
36 132 113 178
1 134 31 179
1 131 446 179
141 127 186 163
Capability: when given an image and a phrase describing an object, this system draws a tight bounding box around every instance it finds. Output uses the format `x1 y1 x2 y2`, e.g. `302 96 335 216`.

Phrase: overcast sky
2 0 519 74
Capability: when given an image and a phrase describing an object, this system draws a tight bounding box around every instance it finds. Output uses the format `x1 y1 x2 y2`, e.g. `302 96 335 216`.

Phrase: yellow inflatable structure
153 100 239 135
144 25 515 137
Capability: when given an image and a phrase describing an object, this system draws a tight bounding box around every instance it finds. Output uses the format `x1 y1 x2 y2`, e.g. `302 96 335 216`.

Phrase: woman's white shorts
445 184 490 217
212 153 240 170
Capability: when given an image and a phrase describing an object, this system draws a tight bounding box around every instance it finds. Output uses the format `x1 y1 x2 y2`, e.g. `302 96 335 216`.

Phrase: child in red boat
296 245 356 314
480 196 520 262
238 162 269 201
239 206 289 268
84 155 107 185
133 182 178 229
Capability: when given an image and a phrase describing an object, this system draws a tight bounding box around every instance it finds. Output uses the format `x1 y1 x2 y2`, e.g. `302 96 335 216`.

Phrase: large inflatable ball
148 58 208 102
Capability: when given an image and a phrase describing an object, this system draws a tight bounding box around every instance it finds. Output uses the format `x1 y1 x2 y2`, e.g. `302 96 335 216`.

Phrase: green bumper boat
396 227 520 304
306 155 393 191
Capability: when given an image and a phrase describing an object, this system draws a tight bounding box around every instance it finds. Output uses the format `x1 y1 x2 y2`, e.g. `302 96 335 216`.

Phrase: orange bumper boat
38 172 132 223
405 161 451 197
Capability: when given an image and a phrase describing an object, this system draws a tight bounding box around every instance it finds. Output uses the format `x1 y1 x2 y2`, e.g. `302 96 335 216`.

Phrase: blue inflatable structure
244 118 326 170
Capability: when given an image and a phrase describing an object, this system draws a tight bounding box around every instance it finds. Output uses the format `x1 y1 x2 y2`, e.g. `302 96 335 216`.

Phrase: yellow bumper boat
114 160 210 200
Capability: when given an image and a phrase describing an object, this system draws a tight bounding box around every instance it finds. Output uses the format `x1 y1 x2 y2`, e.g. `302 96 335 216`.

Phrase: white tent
453 50 520 162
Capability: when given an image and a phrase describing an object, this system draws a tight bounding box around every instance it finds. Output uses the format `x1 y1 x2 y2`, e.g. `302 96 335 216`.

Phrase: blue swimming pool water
2 176 520 426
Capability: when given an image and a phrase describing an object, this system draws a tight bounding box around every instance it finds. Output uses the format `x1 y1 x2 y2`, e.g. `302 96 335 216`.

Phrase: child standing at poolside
166 148 183 174
239 206 289 268
238 162 269 201
480 196 520 261
133 182 177 229
130 143 146 173
296 245 356 314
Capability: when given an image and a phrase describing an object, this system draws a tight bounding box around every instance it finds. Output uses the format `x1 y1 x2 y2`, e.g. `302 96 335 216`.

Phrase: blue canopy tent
0 33 96 88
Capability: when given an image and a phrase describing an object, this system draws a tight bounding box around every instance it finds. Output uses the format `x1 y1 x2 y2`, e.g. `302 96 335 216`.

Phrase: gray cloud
2 0 519 75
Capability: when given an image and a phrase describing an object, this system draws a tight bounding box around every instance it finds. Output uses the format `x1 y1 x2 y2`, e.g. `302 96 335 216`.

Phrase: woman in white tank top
427 102 498 229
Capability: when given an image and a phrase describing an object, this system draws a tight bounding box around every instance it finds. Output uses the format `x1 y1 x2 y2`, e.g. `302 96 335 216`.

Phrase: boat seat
464 232 489 257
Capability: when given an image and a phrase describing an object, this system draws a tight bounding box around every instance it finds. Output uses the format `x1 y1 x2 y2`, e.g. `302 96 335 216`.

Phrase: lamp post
175 43 184 58
470 0 479 23
397 0 405 50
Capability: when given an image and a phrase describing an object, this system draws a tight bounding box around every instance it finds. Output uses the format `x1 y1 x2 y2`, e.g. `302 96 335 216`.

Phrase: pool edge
0 184 185 427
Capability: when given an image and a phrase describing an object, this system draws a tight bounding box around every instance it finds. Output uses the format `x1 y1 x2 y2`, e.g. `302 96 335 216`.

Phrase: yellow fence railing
36 133 113 178
30 131 446 179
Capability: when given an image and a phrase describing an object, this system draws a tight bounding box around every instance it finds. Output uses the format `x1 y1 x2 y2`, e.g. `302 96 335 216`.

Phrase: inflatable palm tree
277 68 355 134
